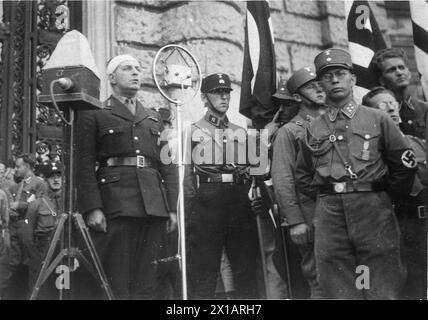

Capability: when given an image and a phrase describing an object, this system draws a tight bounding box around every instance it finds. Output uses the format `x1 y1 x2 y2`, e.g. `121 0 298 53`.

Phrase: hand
250 197 265 216
289 223 312 245
167 212 177 233
86 209 107 232
264 109 281 142
10 201 18 211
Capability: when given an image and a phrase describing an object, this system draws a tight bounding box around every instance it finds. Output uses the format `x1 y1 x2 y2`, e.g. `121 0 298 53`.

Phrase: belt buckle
417 205 427 219
333 182 346 193
221 174 233 183
136 155 146 168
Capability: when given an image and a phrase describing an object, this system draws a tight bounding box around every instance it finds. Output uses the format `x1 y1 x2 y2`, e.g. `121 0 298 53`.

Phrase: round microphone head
57 77 74 90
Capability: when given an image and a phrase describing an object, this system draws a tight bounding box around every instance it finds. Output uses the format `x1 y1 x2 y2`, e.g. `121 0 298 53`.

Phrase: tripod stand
30 107 114 300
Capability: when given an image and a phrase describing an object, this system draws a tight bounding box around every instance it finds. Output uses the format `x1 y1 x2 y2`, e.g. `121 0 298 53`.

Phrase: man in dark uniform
76 54 178 299
186 73 258 299
296 48 417 299
363 87 427 300
372 48 428 139
271 67 325 298
23 162 63 299
8 154 48 299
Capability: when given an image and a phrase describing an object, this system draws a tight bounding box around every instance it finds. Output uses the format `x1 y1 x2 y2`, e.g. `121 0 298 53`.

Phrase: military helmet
272 78 293 100
287 67 317 94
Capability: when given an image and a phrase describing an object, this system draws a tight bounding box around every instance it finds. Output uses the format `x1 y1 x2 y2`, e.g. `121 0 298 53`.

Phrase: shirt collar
327 100 359 121
204 111 229 128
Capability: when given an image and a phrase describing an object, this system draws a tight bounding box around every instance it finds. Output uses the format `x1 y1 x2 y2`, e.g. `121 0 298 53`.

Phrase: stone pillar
82 0 114 100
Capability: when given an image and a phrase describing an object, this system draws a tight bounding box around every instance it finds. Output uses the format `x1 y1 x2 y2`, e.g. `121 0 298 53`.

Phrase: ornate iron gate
0 0 82 164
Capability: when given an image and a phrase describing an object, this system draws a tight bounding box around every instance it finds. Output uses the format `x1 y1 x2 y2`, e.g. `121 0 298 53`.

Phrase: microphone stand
153 45 201 300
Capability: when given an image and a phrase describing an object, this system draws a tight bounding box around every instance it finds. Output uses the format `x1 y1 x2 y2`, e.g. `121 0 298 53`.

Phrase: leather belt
318 181 385 194
416 205 427 219
399 203 427 219
197 173 246 184
103 156 155 168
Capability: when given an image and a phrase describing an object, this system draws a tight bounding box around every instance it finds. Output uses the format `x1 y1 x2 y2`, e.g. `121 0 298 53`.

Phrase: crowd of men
0 46 427 300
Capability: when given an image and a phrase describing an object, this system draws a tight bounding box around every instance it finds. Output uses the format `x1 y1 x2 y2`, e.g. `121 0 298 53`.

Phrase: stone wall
109 0 411 125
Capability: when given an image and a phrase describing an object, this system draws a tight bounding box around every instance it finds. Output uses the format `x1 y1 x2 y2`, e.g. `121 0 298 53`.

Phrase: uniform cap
287 67 317 94
314 48 353 76
201 73 233 93
45 162 63 177
272 78 293 100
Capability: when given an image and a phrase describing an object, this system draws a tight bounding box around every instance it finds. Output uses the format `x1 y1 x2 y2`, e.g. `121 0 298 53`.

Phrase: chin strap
298 91 326 109
205 93 227 116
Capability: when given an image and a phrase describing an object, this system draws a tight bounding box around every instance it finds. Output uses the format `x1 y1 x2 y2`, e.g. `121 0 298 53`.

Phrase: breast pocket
308 135 332 170
98 126 125 153
351 129 381 162
38 208 58 231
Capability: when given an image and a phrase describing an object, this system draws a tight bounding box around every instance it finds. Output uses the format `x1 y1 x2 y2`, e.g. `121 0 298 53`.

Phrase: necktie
125 98 136 116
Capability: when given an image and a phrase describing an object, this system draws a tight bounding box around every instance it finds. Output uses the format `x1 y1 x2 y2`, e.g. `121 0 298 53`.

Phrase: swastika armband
401 149 417 168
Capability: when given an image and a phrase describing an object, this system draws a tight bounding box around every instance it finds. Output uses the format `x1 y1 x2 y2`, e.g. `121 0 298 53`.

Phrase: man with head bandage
76 54 178 299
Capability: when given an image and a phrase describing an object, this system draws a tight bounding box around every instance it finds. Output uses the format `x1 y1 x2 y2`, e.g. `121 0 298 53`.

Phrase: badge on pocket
361 141 370 161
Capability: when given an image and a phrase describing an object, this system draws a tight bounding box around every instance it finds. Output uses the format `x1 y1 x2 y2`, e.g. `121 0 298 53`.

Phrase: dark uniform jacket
9 173 48 218
296 101 416 201
76 95 178 220
271 112 315 227
398 94 428 139
25 190 62 237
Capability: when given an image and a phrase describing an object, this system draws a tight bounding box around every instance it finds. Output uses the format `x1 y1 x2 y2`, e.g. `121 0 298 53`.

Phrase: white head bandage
106 54 139 75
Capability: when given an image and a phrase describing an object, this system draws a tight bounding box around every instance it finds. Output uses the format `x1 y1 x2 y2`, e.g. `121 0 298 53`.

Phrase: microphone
56 77 74 91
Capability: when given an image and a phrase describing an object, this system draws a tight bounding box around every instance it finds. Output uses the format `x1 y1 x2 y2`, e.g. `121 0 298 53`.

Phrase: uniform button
408 120 413 124
364 134 370 139
101 178 106 183
136 150 140 154
134 136 139 140
345 126 349 128
109 129 114 134
337 135 344 140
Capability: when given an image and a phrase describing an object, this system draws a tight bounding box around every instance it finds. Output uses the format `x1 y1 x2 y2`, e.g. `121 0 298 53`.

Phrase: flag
345 1 387 103
239 1 276 128
410 0 428 100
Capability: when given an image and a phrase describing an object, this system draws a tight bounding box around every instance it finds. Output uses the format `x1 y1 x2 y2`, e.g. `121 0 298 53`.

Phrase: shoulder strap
321 116 358 179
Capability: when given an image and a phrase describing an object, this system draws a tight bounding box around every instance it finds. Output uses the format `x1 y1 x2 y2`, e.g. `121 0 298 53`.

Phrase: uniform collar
327 99 359 121
297 110 317 123
23 173 34 185
399 95 415 111
50 190 61 200
113 94 136 106
108 95 148 123
204 111 229 128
